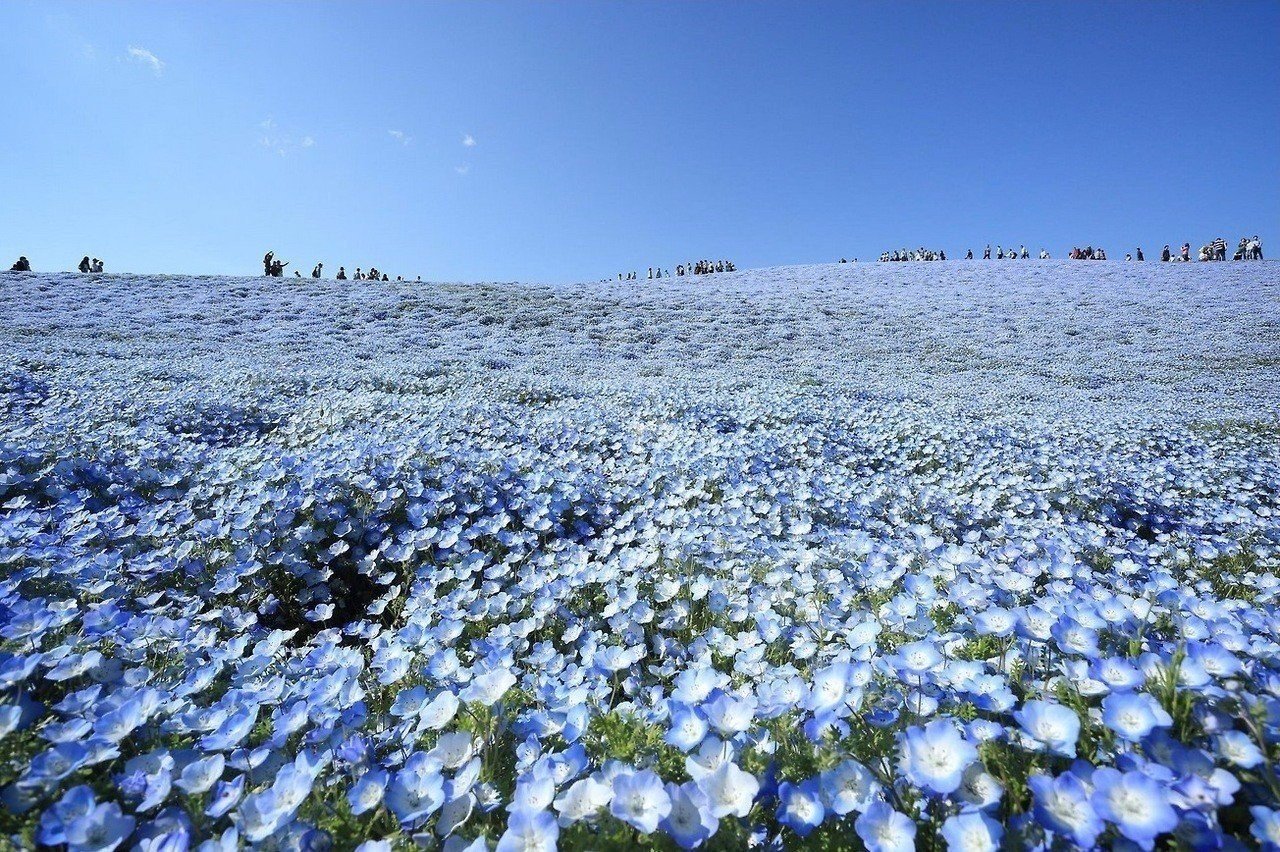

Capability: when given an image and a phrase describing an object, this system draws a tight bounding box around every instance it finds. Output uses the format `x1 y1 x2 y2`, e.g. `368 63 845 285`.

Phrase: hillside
0 261 1278 849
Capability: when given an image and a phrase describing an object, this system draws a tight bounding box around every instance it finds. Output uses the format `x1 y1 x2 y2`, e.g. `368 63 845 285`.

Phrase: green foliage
584 712 689 782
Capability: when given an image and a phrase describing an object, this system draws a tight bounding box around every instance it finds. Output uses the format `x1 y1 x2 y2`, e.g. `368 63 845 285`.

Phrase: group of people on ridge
77 256 105 273
879 248 947 262
264 252 419 283
1069 246 1109 260
1195 236 1264 262
616 259 736 281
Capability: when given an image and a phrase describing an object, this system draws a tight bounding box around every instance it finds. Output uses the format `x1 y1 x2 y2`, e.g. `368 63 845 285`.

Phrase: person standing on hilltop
92 258 103 272
312 263 323 278
1161 245 1171 262
263 251 275 276
1136 247 1144 261
78 256 92 273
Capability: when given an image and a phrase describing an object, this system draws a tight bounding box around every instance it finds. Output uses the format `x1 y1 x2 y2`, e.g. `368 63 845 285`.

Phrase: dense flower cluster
1 264 1278 850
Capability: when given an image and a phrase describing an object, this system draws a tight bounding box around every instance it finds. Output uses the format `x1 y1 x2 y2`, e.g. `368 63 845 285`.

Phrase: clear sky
3 1 1277 281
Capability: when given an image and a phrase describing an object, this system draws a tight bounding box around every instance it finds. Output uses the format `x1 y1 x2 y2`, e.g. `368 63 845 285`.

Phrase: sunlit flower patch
1 264 1278 849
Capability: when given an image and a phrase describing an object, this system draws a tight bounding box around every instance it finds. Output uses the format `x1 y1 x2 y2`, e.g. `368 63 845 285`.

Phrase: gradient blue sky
3 1 1277 281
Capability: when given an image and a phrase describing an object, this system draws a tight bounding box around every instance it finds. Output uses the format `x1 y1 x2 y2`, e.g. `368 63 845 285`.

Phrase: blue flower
610 769 672 834
940 810 1002 852
776 779 824 838
1090 767 1178 849
497 808 558 852
348 769 388 816
899 719 977 795
386 753 445 827
64 802 135 852
665 703 709 752
661 781 718 849
1014 700 1080 758
1027 772 1103 848
855 801 916 852
1217 731 1264 768
205 774 244 818
1252 806 1280 850
1101 692 1171 743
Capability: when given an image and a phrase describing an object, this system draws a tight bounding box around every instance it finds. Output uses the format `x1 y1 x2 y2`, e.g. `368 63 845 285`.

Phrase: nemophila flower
1101 692 1172 742
974 608 1016 637
1090 767 1178 849
1090 657 1145 691
421 691 461 729
1217 731 1264 768
64 802 135 852
957 763 1004 811
510 771 556 814
855 801 916 852
819 759 880 816
553 777 612 825
661 781 718 849
610 770 672 834
940 811 1002 852
199 706 258 752
496 808 558 852
1251 806 1280 850
807 662 855 713
175 754 224 795
700 691 755 737
462 667 517 706
1171 769 1239 812
899 719 977 795
893 640 943 677
776 779 824 837
431 732 477 769
697 761 759 819
348 769 389 816
38 785 97 847
665 703 709 752
1015 700 1080 758
205 774 244 818
1028 772 1103 848
386 755 446 827
437 792 475 837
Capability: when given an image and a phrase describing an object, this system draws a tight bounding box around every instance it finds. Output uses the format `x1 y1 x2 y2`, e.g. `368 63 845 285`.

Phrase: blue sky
3 1 1277 281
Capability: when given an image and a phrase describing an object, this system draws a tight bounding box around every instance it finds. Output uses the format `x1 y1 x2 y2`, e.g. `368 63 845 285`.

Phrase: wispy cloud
388 129 412 146
126 46 164 75
462 134 476 148
259 118 314 156
454 164 471 175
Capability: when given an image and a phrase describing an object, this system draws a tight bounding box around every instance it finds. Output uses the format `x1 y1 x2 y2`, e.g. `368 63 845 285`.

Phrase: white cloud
462 134 476 148
454 164 471 175
259 118 314 156
127 46 164 75
388 129 412 146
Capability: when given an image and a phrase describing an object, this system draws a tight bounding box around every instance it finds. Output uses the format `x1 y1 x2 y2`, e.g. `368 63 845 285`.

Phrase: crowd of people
878 247 948 262
0 235 1267 281
1196 236 1265 262
614 260 736 281
264 252 421 283
867 236 1265 265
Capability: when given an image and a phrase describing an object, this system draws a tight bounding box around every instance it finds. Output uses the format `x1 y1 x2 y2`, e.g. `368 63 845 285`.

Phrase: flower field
1 262 1279 850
